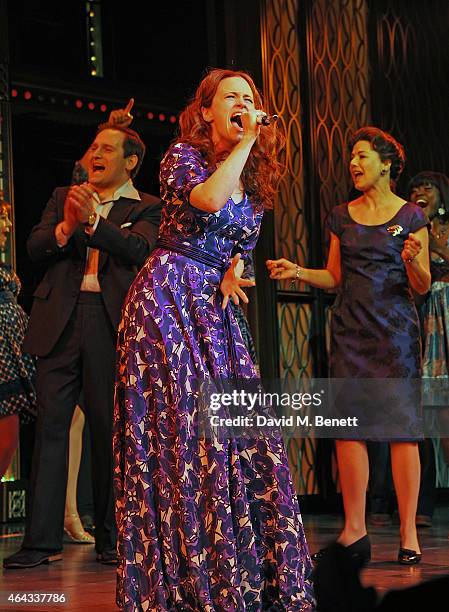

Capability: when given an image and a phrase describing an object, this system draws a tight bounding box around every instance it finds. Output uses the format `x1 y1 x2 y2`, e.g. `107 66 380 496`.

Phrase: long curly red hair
177 68 284 210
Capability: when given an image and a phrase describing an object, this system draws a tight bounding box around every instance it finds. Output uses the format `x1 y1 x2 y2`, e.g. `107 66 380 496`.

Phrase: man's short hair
97 124 146 178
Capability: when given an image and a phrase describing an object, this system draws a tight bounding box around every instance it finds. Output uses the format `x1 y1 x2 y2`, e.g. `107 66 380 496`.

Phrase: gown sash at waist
155 238 226 271
155 238 241 378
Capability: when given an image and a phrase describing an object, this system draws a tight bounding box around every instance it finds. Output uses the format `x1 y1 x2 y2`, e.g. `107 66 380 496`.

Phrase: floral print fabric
113 143 314 611
423 238 449 380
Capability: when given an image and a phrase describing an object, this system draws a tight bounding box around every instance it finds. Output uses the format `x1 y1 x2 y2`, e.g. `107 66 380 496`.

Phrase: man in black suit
4 125 161 568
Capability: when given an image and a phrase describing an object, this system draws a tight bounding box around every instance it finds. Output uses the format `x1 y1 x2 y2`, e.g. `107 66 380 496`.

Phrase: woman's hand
401 232 422 264
240 110 262 141
220 253 255 310
266 258 297 280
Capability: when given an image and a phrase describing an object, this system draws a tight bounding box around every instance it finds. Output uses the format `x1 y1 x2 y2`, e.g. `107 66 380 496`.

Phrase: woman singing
113 69 314 611
267 127 430 566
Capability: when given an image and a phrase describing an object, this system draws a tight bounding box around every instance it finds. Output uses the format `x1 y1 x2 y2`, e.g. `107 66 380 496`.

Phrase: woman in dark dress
410 171 449 523
0 200 36 477
267 127 430 565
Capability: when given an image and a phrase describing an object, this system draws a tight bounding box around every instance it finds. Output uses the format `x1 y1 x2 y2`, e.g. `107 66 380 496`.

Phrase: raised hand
220 253 255 310
62 189 81 234
67 183 97 224
108 98 134 127
266 258 297 280
401 232 422 264
239 110 263 140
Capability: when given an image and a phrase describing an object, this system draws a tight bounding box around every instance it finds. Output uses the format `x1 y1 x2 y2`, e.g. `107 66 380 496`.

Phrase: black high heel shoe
312 534 371 568
398 547 422 565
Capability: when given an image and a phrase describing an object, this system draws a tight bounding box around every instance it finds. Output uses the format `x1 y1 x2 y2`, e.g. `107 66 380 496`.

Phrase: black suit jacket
23 186 161 357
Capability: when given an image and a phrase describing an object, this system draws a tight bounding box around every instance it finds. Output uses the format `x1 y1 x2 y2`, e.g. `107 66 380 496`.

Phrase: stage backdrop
1 0 447 499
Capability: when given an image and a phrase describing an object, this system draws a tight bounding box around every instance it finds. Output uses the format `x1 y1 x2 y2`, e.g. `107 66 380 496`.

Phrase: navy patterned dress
0 264 36 423
113 143 314 611
327 202 428 439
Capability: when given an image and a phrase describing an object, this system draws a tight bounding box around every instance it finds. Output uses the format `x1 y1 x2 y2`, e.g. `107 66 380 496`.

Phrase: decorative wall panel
261 0 310 281
261 0 317 494
278 301 317 494
370 0 449 181
307 0 371 227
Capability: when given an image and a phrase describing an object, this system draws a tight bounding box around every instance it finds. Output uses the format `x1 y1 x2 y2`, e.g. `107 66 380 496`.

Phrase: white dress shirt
79 180 140 292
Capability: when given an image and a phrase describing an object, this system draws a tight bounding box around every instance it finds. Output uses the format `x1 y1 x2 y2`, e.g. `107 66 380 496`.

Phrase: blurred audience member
313 540 449 611
0 196 36 478
410 171 449 526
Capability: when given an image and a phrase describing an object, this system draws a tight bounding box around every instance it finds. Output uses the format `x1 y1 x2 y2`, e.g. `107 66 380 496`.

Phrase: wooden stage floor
1 508 448 611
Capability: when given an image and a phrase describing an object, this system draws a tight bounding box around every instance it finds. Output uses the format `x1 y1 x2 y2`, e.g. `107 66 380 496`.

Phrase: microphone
233 113 279 128
257 114 279 126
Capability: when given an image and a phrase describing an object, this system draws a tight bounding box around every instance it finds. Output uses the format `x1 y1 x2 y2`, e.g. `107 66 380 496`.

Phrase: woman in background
0 197 36 478
409 171 449 388
268 127 430 565
410 171 449 520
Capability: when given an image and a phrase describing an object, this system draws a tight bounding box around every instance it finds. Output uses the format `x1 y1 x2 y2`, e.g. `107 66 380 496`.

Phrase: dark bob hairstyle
349 126 405 184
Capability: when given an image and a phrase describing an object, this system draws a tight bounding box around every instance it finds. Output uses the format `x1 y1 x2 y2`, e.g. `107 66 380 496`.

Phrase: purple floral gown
113 142 314 611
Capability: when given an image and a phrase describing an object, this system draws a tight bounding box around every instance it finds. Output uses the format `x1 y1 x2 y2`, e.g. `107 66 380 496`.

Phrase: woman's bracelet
290 264 302 286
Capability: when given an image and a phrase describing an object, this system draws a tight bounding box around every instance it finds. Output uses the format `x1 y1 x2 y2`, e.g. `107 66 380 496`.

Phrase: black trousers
23 292 117 553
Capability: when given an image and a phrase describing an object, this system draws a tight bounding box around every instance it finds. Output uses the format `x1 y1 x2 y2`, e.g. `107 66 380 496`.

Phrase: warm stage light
11 87 173 129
